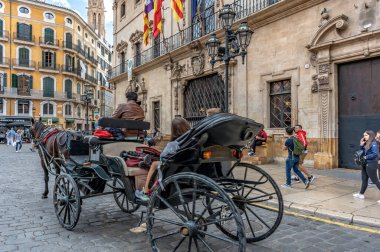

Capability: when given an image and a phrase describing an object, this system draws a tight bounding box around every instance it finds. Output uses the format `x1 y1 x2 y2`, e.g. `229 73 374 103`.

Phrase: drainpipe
9 0 12 116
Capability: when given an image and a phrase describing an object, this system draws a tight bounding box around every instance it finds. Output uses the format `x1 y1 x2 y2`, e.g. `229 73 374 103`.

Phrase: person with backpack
293 125 315 183
353 130 380 202
282 127 310 189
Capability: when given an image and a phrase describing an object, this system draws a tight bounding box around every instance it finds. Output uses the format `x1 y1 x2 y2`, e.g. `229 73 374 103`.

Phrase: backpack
292 136 305 156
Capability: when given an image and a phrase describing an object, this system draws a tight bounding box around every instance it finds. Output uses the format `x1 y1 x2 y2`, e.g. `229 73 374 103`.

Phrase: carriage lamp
206 5 254 112
202 151 213 160
219 4 236 30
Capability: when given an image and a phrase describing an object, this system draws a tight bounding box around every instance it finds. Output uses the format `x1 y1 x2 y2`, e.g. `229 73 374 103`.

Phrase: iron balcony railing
0 57 10 65
39 37 60 47
77 47 86 57
63 41 77 51
12 59 36 68
0 87 76 100
0 30 9 40
108 0 281 79
38 62 60 71
13 32 35 43
85 73 97 85
61 64 78 74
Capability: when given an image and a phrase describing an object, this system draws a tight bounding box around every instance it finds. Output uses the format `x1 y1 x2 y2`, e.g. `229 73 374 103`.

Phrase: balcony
39 37 60 49
62 41 77 54
108 0 281 80
0 87 77 101
0 30 9 42
85 73 97 86
86 56 98 67
61 64 78 76
12 59 36 70
76 47 86 59
0 57 10 68
13 32 35 45
38 62 60 73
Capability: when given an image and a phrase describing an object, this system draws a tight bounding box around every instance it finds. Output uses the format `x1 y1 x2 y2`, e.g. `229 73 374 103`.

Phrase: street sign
47 119 52 125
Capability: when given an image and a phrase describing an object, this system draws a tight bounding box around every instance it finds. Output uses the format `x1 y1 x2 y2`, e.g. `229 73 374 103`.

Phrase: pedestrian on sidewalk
353 130 380 203
15 129 23 152
368 130 380 187
248 126 267 156
6 129 10 146
293 125 315 183
281 127 310 189
8 128 15 146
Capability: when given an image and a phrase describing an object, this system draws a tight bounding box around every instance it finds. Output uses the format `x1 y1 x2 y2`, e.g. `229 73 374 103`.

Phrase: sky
46 0 113 45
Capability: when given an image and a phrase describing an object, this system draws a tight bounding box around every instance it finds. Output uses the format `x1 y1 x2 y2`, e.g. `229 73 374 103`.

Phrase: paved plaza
1 144 380 252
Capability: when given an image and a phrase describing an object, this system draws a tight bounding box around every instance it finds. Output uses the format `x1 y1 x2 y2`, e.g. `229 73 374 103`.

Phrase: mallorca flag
171 0 183 22
143 0 154 45
153 0 163 38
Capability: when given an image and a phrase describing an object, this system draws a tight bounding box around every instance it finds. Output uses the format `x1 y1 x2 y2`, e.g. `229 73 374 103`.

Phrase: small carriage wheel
147 172 246 252
212 162 283 243
112 176 140 213
53 174 81 230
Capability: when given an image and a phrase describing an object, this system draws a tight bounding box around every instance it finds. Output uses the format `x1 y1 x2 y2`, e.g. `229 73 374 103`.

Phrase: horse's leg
38 148 49 198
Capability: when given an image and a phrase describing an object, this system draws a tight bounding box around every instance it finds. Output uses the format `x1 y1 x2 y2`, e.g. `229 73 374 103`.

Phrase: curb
286 202 380 229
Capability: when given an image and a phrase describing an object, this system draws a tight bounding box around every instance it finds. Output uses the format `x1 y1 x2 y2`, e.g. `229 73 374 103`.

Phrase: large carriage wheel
212 162 283 243
113 176 140 213
53 174 81 230
147 172 246 252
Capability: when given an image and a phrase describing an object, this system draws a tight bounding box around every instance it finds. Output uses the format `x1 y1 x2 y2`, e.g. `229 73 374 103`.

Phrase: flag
171 0 183 22
153 0 163 38
143 0 154 45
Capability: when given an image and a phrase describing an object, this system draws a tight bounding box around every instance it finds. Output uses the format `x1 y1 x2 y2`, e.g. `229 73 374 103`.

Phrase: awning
41 117 59 123
65 118 75 123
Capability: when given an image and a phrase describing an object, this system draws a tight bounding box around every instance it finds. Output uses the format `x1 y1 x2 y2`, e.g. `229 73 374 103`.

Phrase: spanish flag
143 0 154 45
171 0 183 22
153 0 163 38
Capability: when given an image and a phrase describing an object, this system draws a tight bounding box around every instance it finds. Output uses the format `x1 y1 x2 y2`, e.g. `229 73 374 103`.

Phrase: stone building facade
109 0 380 169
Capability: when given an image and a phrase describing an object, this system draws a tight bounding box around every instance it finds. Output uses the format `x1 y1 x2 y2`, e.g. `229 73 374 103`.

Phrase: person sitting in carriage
135 117 191 201
111 91 145 138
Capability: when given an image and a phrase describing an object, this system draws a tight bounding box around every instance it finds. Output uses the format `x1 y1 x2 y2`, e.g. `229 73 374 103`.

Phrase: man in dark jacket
112 92 145 136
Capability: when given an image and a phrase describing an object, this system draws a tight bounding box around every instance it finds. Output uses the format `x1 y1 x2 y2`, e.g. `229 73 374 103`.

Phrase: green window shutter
53 52 56 68
12 74 18 88
42 51 44 67
3 73 7 87
0 20 3 37
16 22 19 38
29 75 33 89
29 24 32 41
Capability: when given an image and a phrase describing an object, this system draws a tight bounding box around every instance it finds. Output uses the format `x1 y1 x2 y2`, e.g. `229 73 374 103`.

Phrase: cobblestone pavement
1 144 380 252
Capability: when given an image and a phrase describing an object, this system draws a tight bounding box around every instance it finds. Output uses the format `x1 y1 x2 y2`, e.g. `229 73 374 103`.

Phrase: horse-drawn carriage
33 113 283 251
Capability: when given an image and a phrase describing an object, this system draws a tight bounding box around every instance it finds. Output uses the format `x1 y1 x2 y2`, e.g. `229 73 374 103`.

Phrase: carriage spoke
246 206 271 229
173 182 191 220
246 192 277 203
195 196 216 224
150 216 183 226
68 203 77 217
200 216 235 226
173 237 186 252
57 204 65 216
156 194 187 223
244 175 264 198
63 204 68 224
152 230 179 242
191 180 197 221
198 230 239 246
193 236 201 252
188 236 193 251
197 235 216 252
241 167 248 196
121 194 126 207
67 204 71 225
244 210 256 238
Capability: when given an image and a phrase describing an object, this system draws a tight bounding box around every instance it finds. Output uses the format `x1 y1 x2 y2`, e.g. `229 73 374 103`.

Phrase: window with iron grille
184 74 224 126
135 42 141 66
270 79 291 128
153 101 160 130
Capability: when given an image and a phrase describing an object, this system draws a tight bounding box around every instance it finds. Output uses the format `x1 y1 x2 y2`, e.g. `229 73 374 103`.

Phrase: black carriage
52 113 283 251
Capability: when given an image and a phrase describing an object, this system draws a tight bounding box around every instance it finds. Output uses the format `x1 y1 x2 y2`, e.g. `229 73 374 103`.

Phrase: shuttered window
17 23 32 41
0 19 3 37
44 28 54 44
65 104 72 116
18 48 29 67
65 79 72 99
43 103 54 115
42 51 55 68
65 33 72 48
43 77 54 97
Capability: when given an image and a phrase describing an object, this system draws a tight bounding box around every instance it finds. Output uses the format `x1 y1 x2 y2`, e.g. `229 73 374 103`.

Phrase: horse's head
31 120 45 142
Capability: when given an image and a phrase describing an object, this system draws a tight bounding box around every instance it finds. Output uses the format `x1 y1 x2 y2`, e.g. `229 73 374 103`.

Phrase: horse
30 121 81 198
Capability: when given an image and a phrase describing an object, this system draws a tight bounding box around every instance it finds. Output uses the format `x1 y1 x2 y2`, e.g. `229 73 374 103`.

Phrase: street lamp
206 4 254 112
81 85 93 133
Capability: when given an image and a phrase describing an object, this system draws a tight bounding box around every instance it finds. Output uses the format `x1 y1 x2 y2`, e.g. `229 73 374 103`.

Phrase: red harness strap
43 130 59 145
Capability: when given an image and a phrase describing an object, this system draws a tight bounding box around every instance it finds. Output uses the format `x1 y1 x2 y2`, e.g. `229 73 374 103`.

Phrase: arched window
43 103 54 115
0 19 4 37
93 13 96 29
77 39 82 49
19 7 29 14
43 77 54 97
76 106 81 117
44 28 54 44
98 14 101 31
66 18 72 24
18 47 30 67
76 83 81 94
45 12 54 20
65 79 72 99
65 104 72 116
42 51 55 69
17 23 31 41
65 33 72 49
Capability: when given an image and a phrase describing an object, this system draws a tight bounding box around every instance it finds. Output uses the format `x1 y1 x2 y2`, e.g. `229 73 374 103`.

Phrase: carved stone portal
129 30 144 44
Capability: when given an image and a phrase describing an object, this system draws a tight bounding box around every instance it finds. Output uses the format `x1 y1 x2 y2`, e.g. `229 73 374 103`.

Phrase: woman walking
15 129 23 152
353 130 380 203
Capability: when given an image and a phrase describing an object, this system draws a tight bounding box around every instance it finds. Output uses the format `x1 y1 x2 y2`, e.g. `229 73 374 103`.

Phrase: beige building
109 0 380 169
